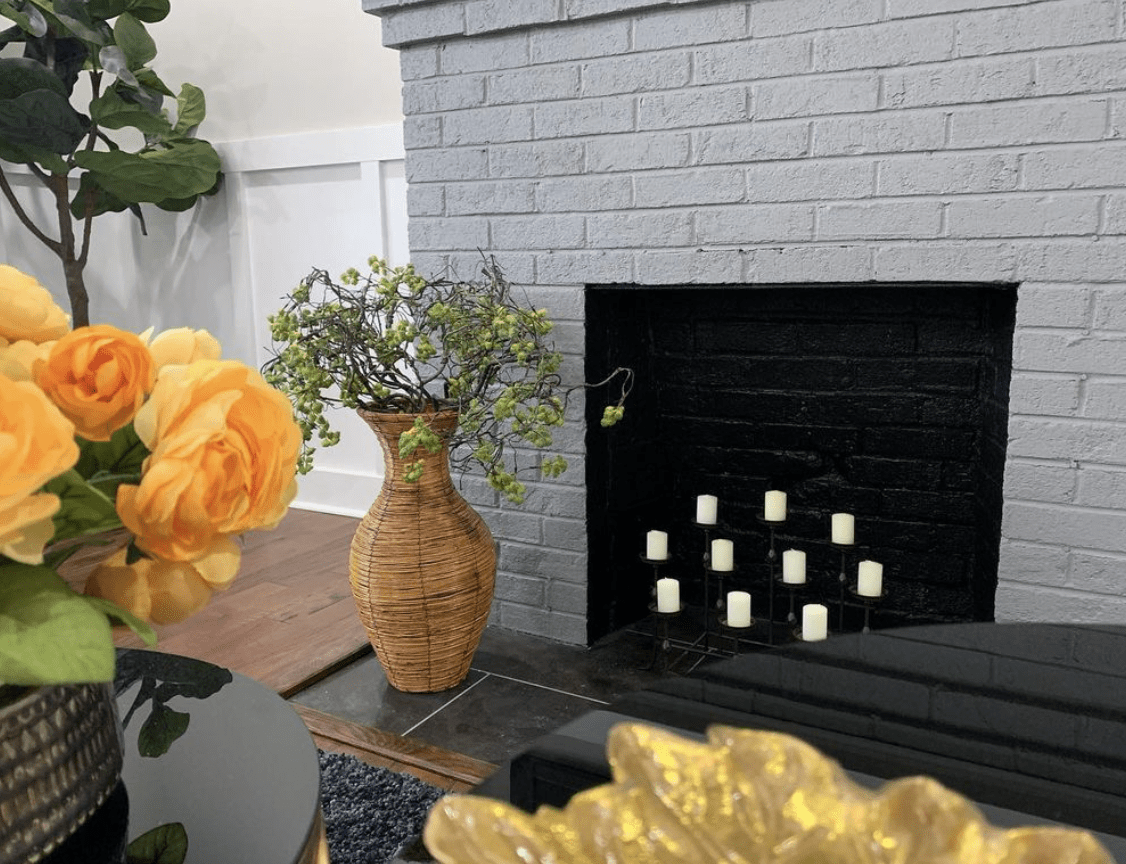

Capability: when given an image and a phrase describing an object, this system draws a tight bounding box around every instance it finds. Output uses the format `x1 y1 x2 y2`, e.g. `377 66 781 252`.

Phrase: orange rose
34 324 156 441
148 327 221 371
0 265 70 343
115 360 300 578
84 545 213 625
0 337 54 382
0 374 79 563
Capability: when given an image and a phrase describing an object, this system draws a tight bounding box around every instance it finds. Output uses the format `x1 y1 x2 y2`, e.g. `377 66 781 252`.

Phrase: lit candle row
656 577 754 628
696 492 789 525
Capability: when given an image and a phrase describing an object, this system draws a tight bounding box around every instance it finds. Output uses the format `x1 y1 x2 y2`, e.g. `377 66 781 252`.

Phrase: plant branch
0 166 61 255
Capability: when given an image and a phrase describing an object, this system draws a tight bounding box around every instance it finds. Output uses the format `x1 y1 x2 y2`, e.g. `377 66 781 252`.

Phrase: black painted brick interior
585 283 1017 643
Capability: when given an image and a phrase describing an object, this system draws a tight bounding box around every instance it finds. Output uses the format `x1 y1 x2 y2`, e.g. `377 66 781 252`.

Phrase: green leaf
46 0 110 46
112 11 155 69
90 0 170 24
0 563 115 684
0 57 67 99
0 136 68 173
134 67 174 97
75 421 150 482
73 137 220 204
70 170 131 219
171 83 204 136
137 701 189 757
90 86 171 134
84 596 157 647
0 87 88 154
0 3 47 38
98 45 137 86
126 822 188 864
43 469 122 544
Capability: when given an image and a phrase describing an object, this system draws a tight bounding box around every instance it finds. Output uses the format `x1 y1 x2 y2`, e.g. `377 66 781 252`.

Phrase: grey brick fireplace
363 0 1126 644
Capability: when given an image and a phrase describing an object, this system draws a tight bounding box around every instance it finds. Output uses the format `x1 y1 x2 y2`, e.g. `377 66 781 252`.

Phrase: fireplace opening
584 283 1017 645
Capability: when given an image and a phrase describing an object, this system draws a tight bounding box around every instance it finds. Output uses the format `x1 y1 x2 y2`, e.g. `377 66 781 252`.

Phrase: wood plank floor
62 508 497 789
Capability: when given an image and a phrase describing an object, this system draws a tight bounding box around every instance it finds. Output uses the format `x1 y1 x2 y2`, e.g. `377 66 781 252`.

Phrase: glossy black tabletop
46 650 321 864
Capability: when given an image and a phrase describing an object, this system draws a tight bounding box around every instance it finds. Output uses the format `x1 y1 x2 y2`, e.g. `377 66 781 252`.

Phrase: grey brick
746 159 873 202
694 123 809 165
997 539 1071 589
494 573 546 605
499 542 587 580
883 57 1034 109
564 0 666 16
489 66 581 104
399 46 439 80
697 203 815 244
581 52 692 98
695 36 813 85
379 3 466 48
1004 499 1126 550
443 105 533 145
409 215 489 250
535 250 635 284
743 244 873 282
751 0 882 37
535 96 636 138
947 195 1100 239
1014 330 1126 375
635 249 744 283
402 75 486 114
1075 466 1126 507
1014 283 1092 329
1036 45 1126 96
542 516 588 552
874 242 1018 281
1003 459 1077 503
1092 286 1126 329
948 99 1107 148
638 86 749 130
439 32 529 74
407 184 445 216
957 0 1116 59
877 153 1020 196
995 582 1126 622
465 0 557 35
1084 379 1126 420
814 18 956 73
587 211 693 248
634 4 748 50
489 140 584 177
490 214 586 249
813 110 947 156
587 131 692 172
445 251 536 283
529 16 630 64
486 507 545 544
1008 372 1083 415
1024 145 1126 190
445 180 537 215
635 167 745 207
1016 239 1126 283
1007 416 1126 465
403 115 442 149
547 579 587 615
818 201 942 240
887 0 1030 16
537 175 632 212
755 74 878 119
1106 194 1126 235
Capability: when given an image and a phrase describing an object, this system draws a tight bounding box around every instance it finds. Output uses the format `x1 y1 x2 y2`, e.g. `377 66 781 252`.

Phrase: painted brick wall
363 0 1126 643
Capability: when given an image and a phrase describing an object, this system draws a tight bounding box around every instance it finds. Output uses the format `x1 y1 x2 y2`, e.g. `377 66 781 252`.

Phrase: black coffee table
46 650 326 864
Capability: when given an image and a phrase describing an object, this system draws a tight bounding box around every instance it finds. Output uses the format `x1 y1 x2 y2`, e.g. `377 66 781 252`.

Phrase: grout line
402 673 491 737
472 669 612 706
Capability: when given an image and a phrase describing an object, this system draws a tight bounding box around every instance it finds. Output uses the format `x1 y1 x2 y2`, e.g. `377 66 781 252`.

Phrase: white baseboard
292 468 383 517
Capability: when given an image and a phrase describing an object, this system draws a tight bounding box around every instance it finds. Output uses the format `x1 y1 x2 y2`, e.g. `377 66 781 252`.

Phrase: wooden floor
63 508 494 791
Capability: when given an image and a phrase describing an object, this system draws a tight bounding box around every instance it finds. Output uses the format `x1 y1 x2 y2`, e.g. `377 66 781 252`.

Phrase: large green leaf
126 823 187 864
0 56 67 99
0 1 47 37
91 86 171 134
171 83 204 136
0 87 88 154
84 596 157 647
0 135 68 173
137 701 189 757
70 169 132 219
89 0 170 24
134 67 173 97
39 0 109 46
75 421 150 483
74 138 220 204
0 563 115 684
113 11 155 69
43 468 123 544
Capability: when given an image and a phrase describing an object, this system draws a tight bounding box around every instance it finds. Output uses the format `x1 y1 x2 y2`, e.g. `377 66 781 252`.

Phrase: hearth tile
406 674 607 765
288 652 486 735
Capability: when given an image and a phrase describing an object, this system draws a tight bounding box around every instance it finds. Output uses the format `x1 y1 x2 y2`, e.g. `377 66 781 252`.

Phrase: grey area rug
318 750 446 864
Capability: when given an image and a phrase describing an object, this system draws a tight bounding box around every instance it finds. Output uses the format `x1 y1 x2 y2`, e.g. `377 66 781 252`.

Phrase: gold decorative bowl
424 723 1114 864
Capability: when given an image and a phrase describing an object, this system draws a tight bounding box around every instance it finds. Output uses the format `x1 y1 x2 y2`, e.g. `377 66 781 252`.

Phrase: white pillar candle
696 494 718 525
711 539 734 572
858 560 884 597
656 578 680 613
727 591 751 628
646 530 668 561
782 549 807 584
764 490 787 521
802 604 829 641
831 512 855 545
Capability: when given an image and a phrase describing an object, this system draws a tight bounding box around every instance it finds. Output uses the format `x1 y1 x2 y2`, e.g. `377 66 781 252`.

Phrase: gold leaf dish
424 723 1114 864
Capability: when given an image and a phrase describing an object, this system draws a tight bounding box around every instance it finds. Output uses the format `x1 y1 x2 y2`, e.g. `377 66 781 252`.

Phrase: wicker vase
350 410 497 693
0 682 124 863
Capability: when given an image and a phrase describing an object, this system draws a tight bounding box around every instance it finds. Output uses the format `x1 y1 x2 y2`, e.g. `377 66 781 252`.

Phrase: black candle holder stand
847 585 885 634
718 616 755 656
756 514 786 645
639 554 668 603
775 575 808 627
647 602 684 673
831 541 854 632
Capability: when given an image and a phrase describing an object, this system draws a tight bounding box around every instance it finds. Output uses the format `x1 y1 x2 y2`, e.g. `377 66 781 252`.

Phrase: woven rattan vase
350 410 496 693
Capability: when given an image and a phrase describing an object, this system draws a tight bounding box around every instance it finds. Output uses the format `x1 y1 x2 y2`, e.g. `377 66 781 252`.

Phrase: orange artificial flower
0 337 54 382
115 360 300 576
148 327 221 371
0 374 79 563
0 264 70 343
85 545 213 625
34 324 156 441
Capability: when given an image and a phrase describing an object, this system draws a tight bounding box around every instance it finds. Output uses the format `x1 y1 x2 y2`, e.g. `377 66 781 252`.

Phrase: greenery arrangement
0 0 221 327
0 264 301 685
264 256 631 504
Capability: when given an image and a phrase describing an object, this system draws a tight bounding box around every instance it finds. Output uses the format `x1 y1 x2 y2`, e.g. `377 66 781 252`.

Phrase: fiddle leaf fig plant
263 256 632 504
0 0 222 326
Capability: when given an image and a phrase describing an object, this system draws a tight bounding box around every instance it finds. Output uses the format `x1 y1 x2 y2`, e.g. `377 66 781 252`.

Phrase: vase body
350 410 496 693
0 683 124 863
